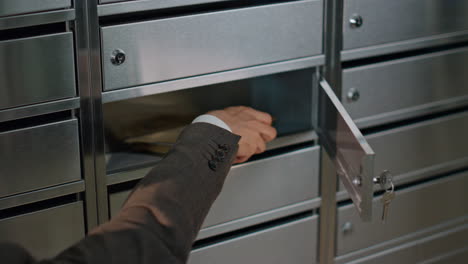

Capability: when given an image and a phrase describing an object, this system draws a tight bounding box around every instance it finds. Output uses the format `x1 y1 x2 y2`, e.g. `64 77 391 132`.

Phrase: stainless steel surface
99 0 231 15
0 33 76 110
338 111 468 198
198 198 320 240
366 111 468 187
102 56 324 103
0 0 71 18
343 0 468 51
0 9 76 30
189 215 319 264
203 146 320 228
343 47 468 128
317 78 374 221
428 246 468 264
75 0 99 230
342 30 468 61
336 213 468 263
337 222 468 264
87 0 111 224
0 181 85 210
319 0 343 262
0 119 81 198
0 202 85 259
110 147 320 226
337 172 468 256
0 97 79 123
108 167 152 185
109 185 321 239
101 0 323 91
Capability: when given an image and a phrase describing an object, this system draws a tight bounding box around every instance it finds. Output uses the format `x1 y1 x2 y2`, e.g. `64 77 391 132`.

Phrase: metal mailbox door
316 78 375 221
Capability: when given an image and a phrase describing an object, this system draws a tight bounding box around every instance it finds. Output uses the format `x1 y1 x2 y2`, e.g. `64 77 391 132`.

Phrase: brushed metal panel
100 0 131 4
109 147 320 226
337 223 468 264
100 0 228 8
0 33 76 110
189 215 318 264
343 0 468 50
0 202 85 259
343 47 468 127
337 172 468 256
0 97 80 123
317 79 374 221
0 181 85 210
0 0 71 17
0 9 76 31
0 119 81 197
428 247 468 264
203 146 319 228
101 0 323 90
338 111 468 194
367 111 468 186
341 30 468 62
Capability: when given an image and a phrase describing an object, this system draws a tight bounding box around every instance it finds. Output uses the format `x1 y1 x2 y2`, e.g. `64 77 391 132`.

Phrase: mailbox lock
350 14 363 28
342 222 353 235
373 170 393 190
347 88 360 102
111 49 126 65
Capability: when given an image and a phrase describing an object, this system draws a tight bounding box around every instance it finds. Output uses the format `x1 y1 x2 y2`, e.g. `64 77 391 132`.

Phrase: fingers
225 106 273 125
208 105 277 164
242 107 273 125
247 120 277 142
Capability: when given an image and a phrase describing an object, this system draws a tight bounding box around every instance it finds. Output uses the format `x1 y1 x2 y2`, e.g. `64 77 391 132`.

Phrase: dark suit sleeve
2 123 240 264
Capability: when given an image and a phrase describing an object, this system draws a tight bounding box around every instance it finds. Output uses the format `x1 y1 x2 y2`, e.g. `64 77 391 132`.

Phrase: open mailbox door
316 78 375 221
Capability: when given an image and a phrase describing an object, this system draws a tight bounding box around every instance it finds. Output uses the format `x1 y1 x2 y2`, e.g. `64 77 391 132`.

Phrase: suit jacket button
208 160 217 171
219 144 230 153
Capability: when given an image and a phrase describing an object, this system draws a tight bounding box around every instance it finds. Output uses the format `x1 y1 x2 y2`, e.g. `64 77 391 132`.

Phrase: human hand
208 106 277 163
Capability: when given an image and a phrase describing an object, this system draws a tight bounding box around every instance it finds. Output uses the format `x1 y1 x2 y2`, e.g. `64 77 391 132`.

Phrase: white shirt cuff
192 114 232 132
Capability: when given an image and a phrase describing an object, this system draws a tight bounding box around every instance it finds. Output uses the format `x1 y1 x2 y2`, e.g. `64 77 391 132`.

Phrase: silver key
381 190 395 223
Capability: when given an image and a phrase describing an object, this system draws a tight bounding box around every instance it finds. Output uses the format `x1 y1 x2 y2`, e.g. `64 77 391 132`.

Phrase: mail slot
0 0 71 17
100 0 226 6
104 68 315 173
100 0 323 90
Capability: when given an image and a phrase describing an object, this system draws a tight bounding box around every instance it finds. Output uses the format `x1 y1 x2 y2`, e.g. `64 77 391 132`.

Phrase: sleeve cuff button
208 160 218 171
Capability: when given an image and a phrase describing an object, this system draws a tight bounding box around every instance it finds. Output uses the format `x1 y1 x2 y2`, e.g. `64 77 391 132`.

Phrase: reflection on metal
101 0 322 91
317 78 375 221
102 56 324 103
343 0 468 50
98 0 230 15
0 9 76 30
0 33 76 110
0 0 71 18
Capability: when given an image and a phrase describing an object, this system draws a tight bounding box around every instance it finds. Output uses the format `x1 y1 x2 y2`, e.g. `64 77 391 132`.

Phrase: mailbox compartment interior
103 68 315 173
